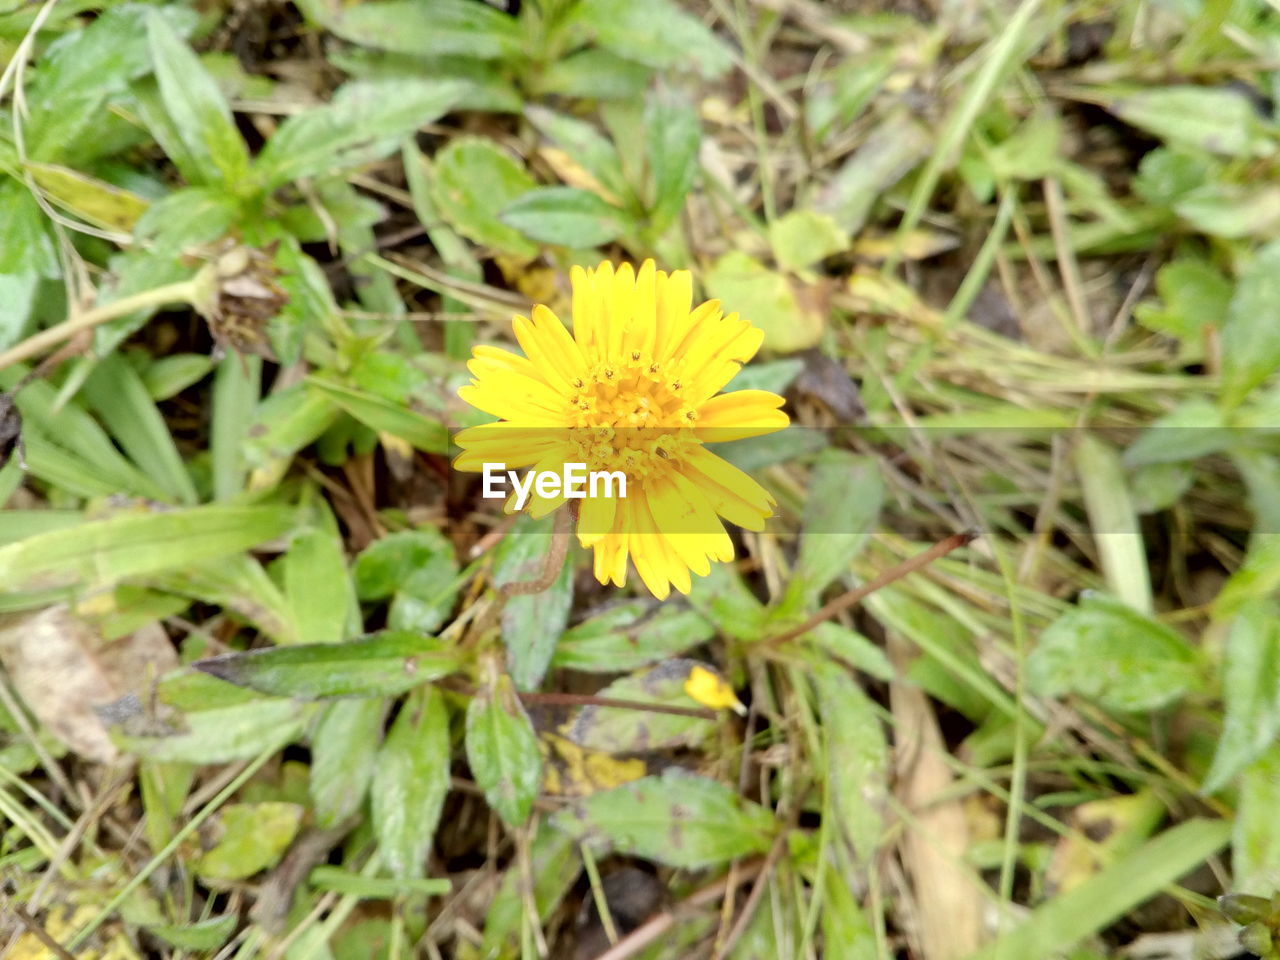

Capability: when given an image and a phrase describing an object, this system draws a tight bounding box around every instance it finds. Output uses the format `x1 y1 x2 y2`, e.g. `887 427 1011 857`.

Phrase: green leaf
146 11 249 186
493 514 573 690
145 916 238 952
525 105 628 200
309 866 450 898
283 514 356 645
1173 183 1280 239
481 828 579 956
310 698 387 828
254 79 467 189
116 697 308 763
686 563 768 642
372 687 450 880
1215 535 1280 618
783 450 883 611
1123 398 1233 467
644 90 701 233
141 354 215 402
1133 259 1231 347
966 819 1230 960
25 162 151 232
1106 86 1274 158
566 660 721 753
500 186 629 247
82 353 198 506
551 601 714 672
307 378 448 454
1026 592 1202 712
194 631 461 699
551 770 776 869
354 530 460 634
1202 601 1280 794
1221 240 1280 410
296 0 522 59
0 504 295 595
243 382 340 491
769 209 850 273
573 0 732 77
1233 746 1280 893
705 251 823 352
538 48 651 100
465 659 541 827
431 138 540 257
195 802 303 881
814 664 887 861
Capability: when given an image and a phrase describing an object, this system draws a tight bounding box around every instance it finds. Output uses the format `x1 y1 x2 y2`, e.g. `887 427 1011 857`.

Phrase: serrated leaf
551 770 776 869
1203 601 1280 794
372 687 450 880
194 631 460 699
146 11 249 186
465 659 541 827
500 186 629 247
1026 592 1202 712
1221 240 1280 410
255 78 467 189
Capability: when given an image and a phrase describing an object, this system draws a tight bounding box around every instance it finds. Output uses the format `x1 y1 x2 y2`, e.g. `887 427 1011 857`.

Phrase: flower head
455 260 788 599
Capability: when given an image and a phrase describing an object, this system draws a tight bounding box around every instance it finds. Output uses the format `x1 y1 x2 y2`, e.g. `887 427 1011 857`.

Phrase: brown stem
499 506 573 596
767 530 978 647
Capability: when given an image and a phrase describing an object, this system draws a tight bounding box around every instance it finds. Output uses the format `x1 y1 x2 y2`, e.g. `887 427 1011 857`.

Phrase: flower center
565 356 700 481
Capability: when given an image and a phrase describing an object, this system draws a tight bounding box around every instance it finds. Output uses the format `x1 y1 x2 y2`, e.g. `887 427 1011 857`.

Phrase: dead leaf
0 607 178 763
889 637 986 959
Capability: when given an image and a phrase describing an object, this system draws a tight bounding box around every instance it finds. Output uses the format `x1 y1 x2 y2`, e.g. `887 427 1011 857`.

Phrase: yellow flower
454 260 789 599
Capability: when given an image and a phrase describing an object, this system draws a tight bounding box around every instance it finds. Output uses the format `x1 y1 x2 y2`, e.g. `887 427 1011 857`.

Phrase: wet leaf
372 687 450 880
195 802 303 882
552 770 776 869
465 658 542 827
194 631 460 699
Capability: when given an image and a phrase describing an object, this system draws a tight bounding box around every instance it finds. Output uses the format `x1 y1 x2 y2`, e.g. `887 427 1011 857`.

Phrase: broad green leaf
431 138 539 257
686 563 768 642
1203 601 1280 793
538 48 651 100
254 79 467 189
1132 147 1215 207
193 631 460 699
153 554 296 645
115 697 308 763
141 354 215 402
493 514 573 690
307 378 448 453
705 251 823 352
551 770 776 869
296 0 521 59
1123 399 1232 467
195 802 303 881
354 530 460 635
145 916 237 952
644 90 700 233
1133 259 1231 348
1215 535 1280 617
966 819 1230 960
83 353 198 505
372 687 450 880
0 504 295 595
1174 183 1280 239
814 664 887 861
310 698 387 828
551 602 714 672
146 11 249 185
566 660 723 753
782 450 882 611
1106 86 1274 158
465 658 541 827
574 0 732 77
244 382 340 491
803 623 894 682
500 186 629 247
1233 746 1280 893
1026 592 1202 713
283 515 356 645
0 183 58 277
1221 240 1280 410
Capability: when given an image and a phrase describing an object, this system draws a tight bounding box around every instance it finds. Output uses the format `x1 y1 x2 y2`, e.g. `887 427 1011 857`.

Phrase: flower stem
0 278 202 372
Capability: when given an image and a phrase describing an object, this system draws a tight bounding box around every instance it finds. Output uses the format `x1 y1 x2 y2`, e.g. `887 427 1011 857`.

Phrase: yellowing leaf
705 251 824 352
27 162 151 231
